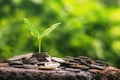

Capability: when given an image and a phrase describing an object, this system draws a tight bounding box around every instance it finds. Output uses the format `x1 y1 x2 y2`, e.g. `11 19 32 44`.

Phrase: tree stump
0 53 120 80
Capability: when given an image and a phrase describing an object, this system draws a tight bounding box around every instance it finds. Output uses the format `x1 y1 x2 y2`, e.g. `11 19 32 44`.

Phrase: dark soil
0 52 120 80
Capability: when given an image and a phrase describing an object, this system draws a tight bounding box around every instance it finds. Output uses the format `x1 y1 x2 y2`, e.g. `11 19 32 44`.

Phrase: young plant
23 18 61 53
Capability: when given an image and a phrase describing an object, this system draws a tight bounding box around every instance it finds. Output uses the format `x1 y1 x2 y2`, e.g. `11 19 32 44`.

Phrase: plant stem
38 37 41 53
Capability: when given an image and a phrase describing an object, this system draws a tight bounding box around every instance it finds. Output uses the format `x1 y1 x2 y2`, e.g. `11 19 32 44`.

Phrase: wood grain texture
0 63 120 80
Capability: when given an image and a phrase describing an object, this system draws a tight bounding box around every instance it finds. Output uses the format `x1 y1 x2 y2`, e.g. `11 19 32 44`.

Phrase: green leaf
41 23 61 37
23 18 40 38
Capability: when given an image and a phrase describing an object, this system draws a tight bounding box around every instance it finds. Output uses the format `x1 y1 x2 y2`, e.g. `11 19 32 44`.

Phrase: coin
8 53 33 61
11 65 24 68
23 64 38 69
45 62 60 68
70 64 90 70
65 68 81 72
9 61 23 65
39 66 56 70
52 57 65 63
90 64 106 70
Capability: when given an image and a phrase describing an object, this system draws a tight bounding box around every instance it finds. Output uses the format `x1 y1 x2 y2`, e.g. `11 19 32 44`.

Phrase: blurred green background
0 0 120 68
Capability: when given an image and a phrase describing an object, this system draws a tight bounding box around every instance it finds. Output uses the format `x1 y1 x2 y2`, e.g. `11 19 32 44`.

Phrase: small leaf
30 32 35 36
41 23 61 37
23 18 40 38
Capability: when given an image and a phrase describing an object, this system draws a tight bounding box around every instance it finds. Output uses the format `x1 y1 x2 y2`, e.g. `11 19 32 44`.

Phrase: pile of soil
0 52 120 80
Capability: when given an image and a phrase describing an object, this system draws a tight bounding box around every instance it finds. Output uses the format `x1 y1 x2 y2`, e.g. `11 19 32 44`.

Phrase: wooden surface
0 63 120 80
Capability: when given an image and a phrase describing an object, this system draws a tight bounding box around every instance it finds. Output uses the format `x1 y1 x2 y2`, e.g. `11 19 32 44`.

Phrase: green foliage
23 18 61 52
23 18 40 38
0 0 120 67
41 23 61 38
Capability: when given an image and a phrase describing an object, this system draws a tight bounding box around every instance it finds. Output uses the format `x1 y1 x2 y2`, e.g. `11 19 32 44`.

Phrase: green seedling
23 18 61 53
